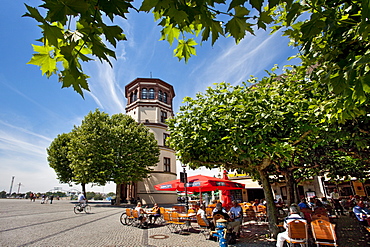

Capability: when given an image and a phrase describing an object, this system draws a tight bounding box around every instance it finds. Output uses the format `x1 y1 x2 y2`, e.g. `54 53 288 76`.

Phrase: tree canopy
23 0 369 117
167 64 369 236
47 109 160 197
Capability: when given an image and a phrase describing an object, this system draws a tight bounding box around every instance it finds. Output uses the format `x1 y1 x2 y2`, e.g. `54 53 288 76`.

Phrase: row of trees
47 109 160 204
167 66 370 237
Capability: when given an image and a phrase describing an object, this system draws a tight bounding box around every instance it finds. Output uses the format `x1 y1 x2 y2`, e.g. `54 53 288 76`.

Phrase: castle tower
124 78 177 204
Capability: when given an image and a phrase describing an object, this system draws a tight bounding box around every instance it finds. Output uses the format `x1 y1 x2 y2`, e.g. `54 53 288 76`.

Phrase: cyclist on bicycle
78 192 87 208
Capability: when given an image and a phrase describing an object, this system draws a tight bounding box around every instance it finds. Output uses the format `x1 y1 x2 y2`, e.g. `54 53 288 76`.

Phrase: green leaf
228 0 247 12
41 0 90 23
160 24 180 45
139 0 159 12
285 3 301 26
27 44 57 77
300 19 325 40
174 39 197 62
23 4 45 23
99 0 133 21
249 0 263 12
42 23 64 47
225 17 254 42
101 25 126 47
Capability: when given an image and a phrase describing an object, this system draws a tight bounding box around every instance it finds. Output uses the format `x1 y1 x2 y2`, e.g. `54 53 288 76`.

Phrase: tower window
149 88 155 99
163 133 170 147
141 88 147 99
164 157 171 172
158 90 163 101
163 92 167 103
130 92 134 104
161 111 167 123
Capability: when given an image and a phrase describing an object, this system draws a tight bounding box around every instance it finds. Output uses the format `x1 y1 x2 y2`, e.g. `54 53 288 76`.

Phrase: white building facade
124 78 177 204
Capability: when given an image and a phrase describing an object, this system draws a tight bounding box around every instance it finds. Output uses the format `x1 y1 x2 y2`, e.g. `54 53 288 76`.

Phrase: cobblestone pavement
0 199 369 247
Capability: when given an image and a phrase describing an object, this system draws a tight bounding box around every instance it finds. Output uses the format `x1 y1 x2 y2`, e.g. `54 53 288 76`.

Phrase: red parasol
154 174 244 193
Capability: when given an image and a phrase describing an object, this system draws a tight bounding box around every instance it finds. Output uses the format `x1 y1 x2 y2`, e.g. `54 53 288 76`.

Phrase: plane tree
293 114 370 186
47 109 159 203
167 66 335 237
47 132 74 185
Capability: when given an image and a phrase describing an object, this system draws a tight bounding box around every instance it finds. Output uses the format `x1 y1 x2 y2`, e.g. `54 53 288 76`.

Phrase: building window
164 157 171 172
130 91 137 103
149 88 155 99
161 111 167 123
158 90 163 101
130 92 134 104
163 92 167 103
163 133 170 147
141 88 147 99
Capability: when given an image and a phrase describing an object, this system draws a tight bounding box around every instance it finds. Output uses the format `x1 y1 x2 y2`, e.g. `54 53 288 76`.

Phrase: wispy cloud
189 29 297 94
0 124 50 158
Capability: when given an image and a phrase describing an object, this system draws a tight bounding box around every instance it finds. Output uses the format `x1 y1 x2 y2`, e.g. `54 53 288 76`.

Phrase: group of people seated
297 193 370 226
197 200 243 240
133 202 161 226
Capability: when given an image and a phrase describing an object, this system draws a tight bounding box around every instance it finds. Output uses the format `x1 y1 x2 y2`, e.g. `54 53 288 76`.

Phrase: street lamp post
180 163 189 212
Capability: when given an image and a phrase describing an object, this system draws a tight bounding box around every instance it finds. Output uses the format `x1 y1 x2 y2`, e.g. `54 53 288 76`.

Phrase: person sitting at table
276 205 307 247
212 202 230 219
252 199 261 206
228 200 243 238
197 204 215 230
148 203 161 225
353 201 370 226
298 198 310 209
134 202 147 226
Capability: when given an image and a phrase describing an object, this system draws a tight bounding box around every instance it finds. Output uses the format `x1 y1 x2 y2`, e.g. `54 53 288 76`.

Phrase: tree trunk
81 183 86 198
258 168 279 238
293 181 300 203
115 183 122 205
284 169 295 205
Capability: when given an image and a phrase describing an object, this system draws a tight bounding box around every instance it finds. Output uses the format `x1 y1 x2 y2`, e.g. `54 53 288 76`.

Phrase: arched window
130 92 134 104
163 92 168 103
149 88 155 99
158 90 163 101
141 88 147 99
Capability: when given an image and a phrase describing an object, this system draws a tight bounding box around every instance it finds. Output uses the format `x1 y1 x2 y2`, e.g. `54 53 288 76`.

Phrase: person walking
49 195 54 204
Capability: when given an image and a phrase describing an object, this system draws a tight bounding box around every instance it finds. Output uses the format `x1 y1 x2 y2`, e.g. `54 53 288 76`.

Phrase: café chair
311 219 338 246
286 219 309 247
170 212 187 234
196 215 211 239
162 211 175 232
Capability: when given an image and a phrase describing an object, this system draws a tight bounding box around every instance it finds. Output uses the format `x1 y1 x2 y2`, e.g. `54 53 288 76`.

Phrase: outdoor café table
178 213 197 230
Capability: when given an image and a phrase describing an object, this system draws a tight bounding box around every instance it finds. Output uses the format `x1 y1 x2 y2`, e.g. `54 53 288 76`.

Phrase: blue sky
0 1 299 194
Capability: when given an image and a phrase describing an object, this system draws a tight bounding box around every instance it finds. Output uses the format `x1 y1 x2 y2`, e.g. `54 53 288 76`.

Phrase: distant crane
17 182 23 194
9 176 14 196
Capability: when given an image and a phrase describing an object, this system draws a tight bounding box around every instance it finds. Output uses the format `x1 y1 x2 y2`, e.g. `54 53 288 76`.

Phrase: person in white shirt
228 200 243 237
276 205 307 247
134 202 147 225
330 188 344 215
78 192 86 208
197 204 215 230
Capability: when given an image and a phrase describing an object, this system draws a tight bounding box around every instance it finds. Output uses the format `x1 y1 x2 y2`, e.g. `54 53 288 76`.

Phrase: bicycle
120 208 135 225
74 203 91 214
